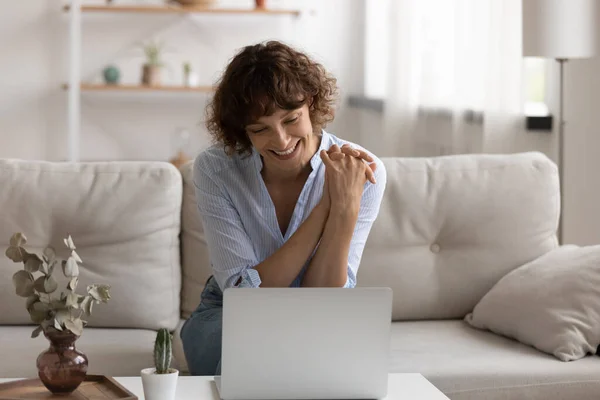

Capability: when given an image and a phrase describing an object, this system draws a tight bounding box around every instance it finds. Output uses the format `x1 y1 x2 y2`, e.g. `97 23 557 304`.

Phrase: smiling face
245 103 320 181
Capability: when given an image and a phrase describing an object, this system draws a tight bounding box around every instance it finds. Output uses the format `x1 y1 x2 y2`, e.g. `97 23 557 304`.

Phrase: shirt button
430 243 441 253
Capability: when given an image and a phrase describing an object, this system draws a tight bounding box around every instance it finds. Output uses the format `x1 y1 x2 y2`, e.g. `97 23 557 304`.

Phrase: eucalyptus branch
5 233 111 338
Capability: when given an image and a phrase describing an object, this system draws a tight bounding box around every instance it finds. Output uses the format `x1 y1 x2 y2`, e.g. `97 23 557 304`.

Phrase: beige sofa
1 152 599 399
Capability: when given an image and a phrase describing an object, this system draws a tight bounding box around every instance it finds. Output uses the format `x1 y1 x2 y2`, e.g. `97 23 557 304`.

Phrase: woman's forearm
301 209 358 287
251 202 329 287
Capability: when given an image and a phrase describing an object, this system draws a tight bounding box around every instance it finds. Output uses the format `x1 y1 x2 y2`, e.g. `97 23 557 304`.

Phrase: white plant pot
141 367 179 400
184 72 199 87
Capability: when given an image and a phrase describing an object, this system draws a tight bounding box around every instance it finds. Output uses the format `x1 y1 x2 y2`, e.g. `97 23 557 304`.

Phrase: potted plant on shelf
141 328 179 400
5 233 111 394
182 62 199 87
141 40 165 86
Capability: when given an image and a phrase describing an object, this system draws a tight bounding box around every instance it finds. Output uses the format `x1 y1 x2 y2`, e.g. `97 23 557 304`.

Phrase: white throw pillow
465 245 600 361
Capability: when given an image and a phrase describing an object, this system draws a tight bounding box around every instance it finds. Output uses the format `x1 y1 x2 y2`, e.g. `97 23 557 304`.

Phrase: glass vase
36 328 88 394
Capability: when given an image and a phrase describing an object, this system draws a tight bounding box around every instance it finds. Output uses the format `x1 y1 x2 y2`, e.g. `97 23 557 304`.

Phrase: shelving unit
64 0 303 162
62 83 215 93
63 4 301 16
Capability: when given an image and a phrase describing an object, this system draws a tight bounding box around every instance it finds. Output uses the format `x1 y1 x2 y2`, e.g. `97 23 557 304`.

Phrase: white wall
0 0 364 162
562 58 600 245
5 1 600 245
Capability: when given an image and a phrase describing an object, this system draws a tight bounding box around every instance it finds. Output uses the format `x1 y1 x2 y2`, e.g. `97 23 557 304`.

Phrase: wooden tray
0 375 137 399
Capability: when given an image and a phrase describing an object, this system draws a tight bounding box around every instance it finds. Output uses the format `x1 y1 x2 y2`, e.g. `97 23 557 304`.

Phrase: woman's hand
319 144 377 211
320 148 368 218
327 144 377 184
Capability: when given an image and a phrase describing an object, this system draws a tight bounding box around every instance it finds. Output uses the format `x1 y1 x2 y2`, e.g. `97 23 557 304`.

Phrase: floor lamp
522 0 597 244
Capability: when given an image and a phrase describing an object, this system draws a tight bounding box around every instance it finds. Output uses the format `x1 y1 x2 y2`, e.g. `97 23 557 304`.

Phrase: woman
180 40 387 376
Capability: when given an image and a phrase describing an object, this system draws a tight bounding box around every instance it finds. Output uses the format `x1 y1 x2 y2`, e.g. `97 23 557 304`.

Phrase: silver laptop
215 287 392 400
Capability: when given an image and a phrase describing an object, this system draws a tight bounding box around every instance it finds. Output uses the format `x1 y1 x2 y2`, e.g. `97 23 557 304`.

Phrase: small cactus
153 328 173 374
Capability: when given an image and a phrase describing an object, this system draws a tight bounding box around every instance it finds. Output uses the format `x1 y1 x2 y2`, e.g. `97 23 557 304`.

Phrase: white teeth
274 142 297 156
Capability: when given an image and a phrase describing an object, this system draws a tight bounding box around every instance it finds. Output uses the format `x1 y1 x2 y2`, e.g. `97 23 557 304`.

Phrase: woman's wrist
328 204 359 223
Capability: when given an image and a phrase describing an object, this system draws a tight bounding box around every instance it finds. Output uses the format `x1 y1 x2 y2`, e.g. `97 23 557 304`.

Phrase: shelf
62 83 215 93
63 4 301 17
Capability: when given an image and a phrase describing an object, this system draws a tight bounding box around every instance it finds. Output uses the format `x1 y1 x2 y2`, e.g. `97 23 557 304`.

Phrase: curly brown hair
205 40 339 156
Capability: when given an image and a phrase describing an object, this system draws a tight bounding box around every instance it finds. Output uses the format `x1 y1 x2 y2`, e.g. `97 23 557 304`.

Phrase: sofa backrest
0 159 182 331
359 152 559 320
180 151 559 321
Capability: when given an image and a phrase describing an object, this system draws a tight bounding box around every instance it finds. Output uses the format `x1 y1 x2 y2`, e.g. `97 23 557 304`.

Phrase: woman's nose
272 126 292 148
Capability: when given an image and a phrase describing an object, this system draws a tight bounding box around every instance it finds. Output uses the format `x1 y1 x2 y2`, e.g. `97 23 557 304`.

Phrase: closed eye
284 117 298 124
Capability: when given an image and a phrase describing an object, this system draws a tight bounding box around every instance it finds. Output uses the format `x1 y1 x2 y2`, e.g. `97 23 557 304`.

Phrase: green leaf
64 236 76 250
43 247 56 263
49 299 64 309
54 319 63 331
68 277 78 291
71 250 82 263
54 310 70 326
24 253 43 273
31 325 43 338
62 257 79 278
44 276 58 293
34 276 58 294
87 284 111 303
13 270 34 297
5 246 25 263
30 302 50 324
41 319 53 332
80 296 94 316
26 294 40 311
64 319 83 336
47 260 56 277
66 292 80 309
39 262 48 275
9 233 27 247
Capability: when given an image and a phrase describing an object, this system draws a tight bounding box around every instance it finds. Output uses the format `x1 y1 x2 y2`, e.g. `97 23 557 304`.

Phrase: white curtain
382 0 525 157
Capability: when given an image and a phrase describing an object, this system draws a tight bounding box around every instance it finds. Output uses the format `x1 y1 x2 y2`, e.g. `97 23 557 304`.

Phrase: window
524 57 550 116
364 1 550 119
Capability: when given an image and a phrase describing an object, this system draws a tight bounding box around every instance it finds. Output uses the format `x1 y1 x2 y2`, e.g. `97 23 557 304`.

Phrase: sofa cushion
0 159 182 331
465 244 600 361
0 326 157 378
358 152 559 320
179 161 211 319
389 320 600 400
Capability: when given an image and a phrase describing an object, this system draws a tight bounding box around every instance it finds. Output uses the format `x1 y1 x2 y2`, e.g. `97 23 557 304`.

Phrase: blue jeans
180 276 223 376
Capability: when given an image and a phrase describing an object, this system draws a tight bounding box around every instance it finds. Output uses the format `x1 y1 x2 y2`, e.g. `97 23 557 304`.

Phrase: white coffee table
0 373 449 399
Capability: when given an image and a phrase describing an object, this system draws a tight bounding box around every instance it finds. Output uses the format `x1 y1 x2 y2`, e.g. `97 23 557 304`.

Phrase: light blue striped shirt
193 130 386 291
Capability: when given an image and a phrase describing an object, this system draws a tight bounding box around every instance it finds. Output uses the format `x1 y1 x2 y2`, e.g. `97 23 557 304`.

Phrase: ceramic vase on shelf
142 64 161 86
103 65 120 85
36 328 88 394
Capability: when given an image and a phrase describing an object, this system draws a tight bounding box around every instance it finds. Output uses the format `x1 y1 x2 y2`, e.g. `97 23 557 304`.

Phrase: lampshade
522 0 597 58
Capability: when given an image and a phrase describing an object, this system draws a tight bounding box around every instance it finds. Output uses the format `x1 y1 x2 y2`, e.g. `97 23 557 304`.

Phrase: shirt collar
251 129 331 172
310 129 331 169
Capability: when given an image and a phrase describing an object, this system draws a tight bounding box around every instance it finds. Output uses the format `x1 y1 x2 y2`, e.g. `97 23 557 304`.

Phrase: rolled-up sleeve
343 158 387 288
193 165 262 290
